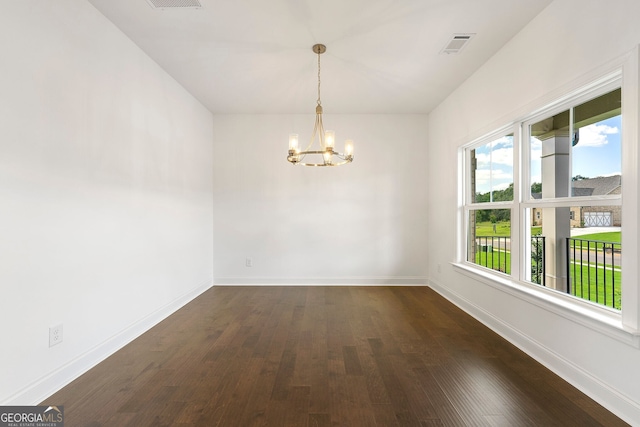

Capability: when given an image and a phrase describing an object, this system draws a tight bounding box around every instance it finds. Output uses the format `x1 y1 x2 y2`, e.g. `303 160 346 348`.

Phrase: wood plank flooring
42 286 628 426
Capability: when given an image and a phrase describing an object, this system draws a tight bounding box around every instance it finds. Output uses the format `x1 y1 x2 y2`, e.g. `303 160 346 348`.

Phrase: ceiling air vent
146 0 202 9
441 34 475 55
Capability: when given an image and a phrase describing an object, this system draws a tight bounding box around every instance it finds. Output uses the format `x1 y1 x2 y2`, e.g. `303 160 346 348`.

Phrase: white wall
212 114 427 284
0 1 213 404
427 0 640 423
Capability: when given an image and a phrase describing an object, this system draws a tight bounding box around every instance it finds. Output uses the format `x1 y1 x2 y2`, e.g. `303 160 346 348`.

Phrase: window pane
524 205 621 310
470 134 513 203
572 89 621 193
468 209 511 274
529 88 621 200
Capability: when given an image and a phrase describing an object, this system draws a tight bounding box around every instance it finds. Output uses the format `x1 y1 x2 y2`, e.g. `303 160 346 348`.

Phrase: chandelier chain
317 51 322 106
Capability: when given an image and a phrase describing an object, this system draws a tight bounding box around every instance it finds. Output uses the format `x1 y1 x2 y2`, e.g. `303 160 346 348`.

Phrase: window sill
452 262 640 348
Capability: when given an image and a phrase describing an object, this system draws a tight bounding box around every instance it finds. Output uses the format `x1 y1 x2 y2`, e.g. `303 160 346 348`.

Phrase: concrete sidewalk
570 226 621 237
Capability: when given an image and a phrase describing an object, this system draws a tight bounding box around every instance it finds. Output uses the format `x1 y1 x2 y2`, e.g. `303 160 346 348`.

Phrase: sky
474 115 621 195
569 115 620 178
473 135 513 195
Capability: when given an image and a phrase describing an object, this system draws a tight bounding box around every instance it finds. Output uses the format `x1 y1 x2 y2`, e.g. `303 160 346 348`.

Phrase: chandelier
287 44 354 167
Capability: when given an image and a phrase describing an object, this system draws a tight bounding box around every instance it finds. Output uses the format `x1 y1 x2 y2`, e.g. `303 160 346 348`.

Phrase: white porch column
541 131 571 291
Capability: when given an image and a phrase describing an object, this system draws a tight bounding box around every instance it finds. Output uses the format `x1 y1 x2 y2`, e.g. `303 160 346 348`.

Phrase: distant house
531 175 621 228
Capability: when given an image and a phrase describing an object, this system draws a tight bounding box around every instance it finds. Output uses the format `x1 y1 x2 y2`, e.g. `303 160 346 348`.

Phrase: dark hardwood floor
42 286 628 426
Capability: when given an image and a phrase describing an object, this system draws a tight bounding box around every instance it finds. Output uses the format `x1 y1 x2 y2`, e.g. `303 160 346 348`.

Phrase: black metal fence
474 236 509 273
566 238 621 310
474 236 545 284
473 235 621 309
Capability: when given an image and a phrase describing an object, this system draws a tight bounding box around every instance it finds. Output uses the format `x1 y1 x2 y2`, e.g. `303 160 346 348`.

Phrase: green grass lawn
569 232 621 257
475 222 621 242
473 250 511 274
475 221 511 236
572 231 621 243
475 221 542 237
568 262 621 310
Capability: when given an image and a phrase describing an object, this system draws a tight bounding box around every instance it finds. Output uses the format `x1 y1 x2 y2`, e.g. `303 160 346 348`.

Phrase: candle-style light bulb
345 139 354 157
289 134 299 152
325 130 335 150
323 150 332 164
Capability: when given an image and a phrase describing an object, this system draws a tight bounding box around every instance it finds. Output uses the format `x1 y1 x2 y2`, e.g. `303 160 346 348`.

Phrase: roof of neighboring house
572 187 594 197
571 175 621 196
530 175 620 199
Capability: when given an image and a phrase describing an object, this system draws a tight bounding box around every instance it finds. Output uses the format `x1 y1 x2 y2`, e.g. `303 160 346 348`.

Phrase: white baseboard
3 278 213 406
213 276 428 285
428 279 640 426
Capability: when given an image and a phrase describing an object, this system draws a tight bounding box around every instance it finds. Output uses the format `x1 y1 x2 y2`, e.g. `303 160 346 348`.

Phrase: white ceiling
87 0 552 114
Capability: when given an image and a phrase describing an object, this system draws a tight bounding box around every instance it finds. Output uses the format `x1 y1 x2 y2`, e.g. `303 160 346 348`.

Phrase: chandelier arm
317 114 325 149
303 115 319 153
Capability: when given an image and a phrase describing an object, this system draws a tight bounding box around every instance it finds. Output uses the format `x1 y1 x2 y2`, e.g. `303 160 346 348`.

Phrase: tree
474 184 513 223
530 182 542 194
531 237 544 285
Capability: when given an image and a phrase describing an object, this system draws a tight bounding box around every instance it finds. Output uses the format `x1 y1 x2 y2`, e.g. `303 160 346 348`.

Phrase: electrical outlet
245 258 253 267
49 324 63 347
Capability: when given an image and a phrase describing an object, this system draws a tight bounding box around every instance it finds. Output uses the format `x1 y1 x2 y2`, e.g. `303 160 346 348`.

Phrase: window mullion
511 125 521 281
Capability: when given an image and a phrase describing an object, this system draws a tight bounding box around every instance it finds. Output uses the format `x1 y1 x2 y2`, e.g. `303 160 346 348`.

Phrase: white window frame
456 48 640 343
463 127 519 278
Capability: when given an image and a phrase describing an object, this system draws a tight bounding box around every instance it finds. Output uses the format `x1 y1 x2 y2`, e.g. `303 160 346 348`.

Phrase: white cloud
575 123 619 148
475 147 513 167
492 147 513 165
492 170 513 181
475 153 489 167
493 182 511 191
530 148 542 160
475 168 512 181
490 136 513 148
475 169 512 189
